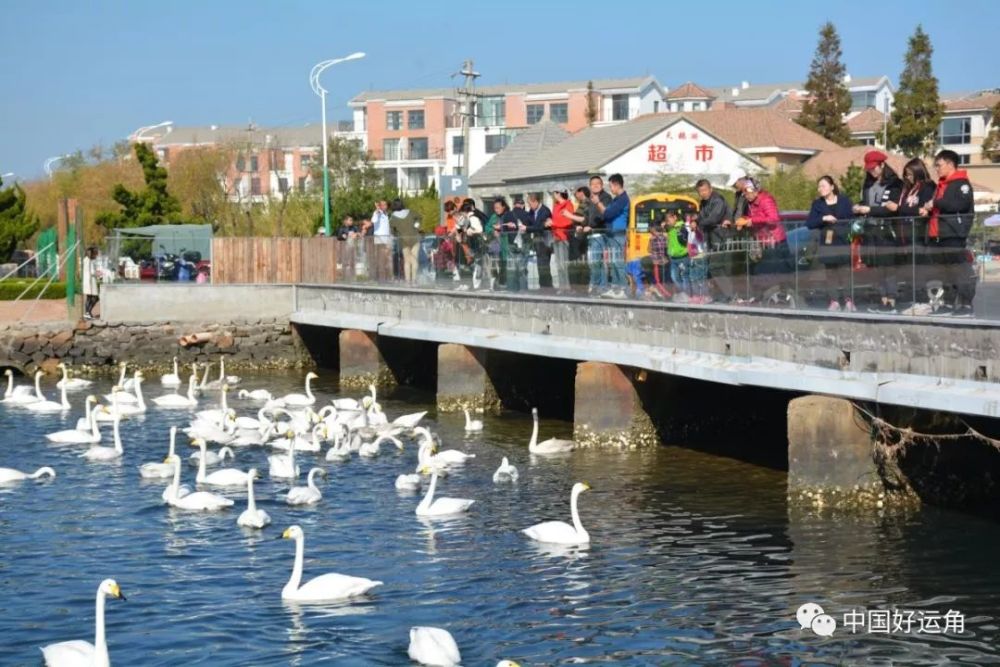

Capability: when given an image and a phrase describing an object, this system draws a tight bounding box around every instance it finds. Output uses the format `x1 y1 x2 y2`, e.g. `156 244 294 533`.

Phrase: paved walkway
0 299 79 323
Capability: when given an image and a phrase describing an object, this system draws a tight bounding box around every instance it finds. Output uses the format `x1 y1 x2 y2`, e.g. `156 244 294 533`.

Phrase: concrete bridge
99 282 1000 510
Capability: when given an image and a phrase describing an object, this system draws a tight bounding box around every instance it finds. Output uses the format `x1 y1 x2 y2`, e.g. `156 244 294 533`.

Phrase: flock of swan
1 359 589 667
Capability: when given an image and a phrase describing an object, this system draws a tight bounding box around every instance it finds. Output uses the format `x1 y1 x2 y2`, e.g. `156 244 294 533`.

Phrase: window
851 90 877 111
386 111 403 130
549 103 568 123
300 154 314 169
479 96 506 127
381 168 398 187
250 177 261 196
526 104 544 125
940 117 972 145
452 135 464 156
278 177 289 194
236 155 246 172
250 155 259 172
298 176 308 193
406 167 429 191
485 133 510 154
653 101 660 113
408 138 429 160
860 137 876 146
956 153 971 165
408 110 425 129
383 139 400 160
611 94 629 121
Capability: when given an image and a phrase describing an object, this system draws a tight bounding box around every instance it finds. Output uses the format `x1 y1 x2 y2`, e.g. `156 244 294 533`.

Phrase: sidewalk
0 299 75 323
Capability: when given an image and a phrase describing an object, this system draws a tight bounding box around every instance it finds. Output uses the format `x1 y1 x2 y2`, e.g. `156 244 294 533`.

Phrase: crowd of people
333 148 978 315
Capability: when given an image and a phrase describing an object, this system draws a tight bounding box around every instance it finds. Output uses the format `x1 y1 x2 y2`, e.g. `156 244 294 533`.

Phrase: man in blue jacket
592 173 630 298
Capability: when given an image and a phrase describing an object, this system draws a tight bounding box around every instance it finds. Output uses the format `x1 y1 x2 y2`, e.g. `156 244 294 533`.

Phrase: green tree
889 25 944 156
797 22 853 145
0 177 40 261
840 164 866 200
95 142 186 230
315 136 383 191
585 80 597 125
982 100 1000 163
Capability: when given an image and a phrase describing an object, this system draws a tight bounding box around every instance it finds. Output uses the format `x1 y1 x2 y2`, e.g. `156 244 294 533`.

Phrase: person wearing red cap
919 149 976 314
853 149 903 312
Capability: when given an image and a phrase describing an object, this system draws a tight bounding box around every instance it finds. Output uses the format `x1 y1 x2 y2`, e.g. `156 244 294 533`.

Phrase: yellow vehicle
626 193 700 262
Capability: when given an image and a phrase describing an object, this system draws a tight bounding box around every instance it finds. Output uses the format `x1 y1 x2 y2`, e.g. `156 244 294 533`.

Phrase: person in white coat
82 246 100 319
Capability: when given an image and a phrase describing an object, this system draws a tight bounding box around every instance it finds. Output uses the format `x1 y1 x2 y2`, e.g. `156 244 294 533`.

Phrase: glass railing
278 212 1000 321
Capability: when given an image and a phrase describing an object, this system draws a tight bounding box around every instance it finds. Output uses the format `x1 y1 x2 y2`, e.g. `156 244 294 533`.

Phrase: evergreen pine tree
585 80 597 126
797 22 853 146
889 25 944 156
95 142 186 229
0 177 40 261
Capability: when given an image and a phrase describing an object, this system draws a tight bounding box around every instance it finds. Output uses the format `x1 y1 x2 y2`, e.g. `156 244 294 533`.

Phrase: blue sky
1 0 997 180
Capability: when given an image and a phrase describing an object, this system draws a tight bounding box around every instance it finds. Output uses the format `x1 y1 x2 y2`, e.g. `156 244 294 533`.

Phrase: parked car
10 249 36 278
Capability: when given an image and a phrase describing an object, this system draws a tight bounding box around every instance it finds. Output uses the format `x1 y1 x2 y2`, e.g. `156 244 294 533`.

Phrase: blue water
1 372 999 665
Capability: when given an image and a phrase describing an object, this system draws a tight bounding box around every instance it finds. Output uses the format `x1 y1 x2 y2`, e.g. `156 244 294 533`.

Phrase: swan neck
419 472 438 510
529 412 539 449
112 418 123 453
171 457 181 492
90 409 100 438
168 429 176 457
570 488 585 535
173 358 179 376
288 534 304 592
197 442 207 482
305 375 314 401
60 380 69 407
246 476 257 511
308 468 319 489
94 587 107 655
34 373 42 399
4 372 11 398
134 378 145 409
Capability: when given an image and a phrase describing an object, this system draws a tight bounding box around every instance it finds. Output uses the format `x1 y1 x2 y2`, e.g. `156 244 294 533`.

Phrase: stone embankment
0 317 308 376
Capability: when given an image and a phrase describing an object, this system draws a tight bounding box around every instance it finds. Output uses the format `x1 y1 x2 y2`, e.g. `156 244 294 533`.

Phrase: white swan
104 366 137 405
81 414 124 462
93 389 123 423
358 434 403 458
395 473 421 491
237 468 270 529
408 626 461 667
189 443 234 467
184 413 237 444
47 406 103 445
270 423 324 453
324 426 351 462
0 466 55 483
463 408 483 432
108 374 146 416
139 427 179 478
219 356 240 386
73 395 98 432
280 372 318 407
415 469 475 517
55 362 92 390
392 410 427 430
492 456 519 483
280 525 382 602
269 431 300 480
528 407 575 455
523 481 591 545
26 371 71 412
195 384 231 425
192 438 250 487
162 455 234 511
160 356 181 387
286 467 325 505
2 368 37 403
40 578 125 667
414 439 448 476
414 427 475 467
238 388 273 401
152 372 197 408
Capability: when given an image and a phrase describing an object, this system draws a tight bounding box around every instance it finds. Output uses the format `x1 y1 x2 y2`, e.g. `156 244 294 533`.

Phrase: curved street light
44 155 71 178
132 120 174 142
310 51 365 235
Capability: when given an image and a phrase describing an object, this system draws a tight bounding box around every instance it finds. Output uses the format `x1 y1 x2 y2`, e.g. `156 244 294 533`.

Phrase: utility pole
454 59 480 177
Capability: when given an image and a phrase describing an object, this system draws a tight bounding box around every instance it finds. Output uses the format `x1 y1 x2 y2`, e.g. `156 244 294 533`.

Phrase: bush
0 280 67 300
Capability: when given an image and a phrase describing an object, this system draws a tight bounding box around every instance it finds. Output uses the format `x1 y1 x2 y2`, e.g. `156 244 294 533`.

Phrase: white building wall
600 119 758 183
873 83 895 114
636 83 664 116
352 108 366 132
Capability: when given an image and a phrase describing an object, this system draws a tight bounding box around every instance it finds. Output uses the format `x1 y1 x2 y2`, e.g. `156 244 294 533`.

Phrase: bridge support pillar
436 344 499 413
787 395 888 508
338 329 395 391
572 361 657 448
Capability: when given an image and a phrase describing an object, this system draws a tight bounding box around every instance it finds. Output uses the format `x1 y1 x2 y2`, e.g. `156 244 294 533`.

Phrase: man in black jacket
697 179 732 302
526 193 553 289
920 149 976 314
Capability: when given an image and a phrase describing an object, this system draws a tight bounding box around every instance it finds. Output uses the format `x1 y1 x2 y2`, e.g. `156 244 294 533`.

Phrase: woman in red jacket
549 187 576 292
738 179 790 277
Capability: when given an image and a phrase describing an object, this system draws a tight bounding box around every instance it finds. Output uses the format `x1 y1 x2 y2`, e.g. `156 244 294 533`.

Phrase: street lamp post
310 52 365 236
43 155 71 178
132 120 174 142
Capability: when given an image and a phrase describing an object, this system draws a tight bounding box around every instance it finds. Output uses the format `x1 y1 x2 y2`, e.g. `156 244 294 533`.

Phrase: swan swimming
47 405 103 445
191 439 248 486
285 467 325 505
395 473 421 491
463 408 483 432
152 372 197 408
55 362 92 391
528 407 575 455
138 427 179 479
162 455 234 511
0 466 55 484
268 431 300 480
414 428 475 467
26 371 71 412
160 356 181 387
73 395 98 432
280 525 382 602
415 469 475 517
279 372 318 407
237 468 270 529
522 482 591 545
238 388 273 401
358 434 403 458
40 578 125 667
81 414 124 462
2 369 37 404
492 457 519 483
407 626 461 667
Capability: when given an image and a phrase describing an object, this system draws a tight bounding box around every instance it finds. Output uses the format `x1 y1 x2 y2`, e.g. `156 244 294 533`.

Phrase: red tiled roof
802 146 907 180
847 108 886 134
944 92 1000 112
665 82 715 100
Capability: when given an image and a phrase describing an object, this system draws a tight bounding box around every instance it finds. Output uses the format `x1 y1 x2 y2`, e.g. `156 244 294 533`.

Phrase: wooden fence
211 237 392 284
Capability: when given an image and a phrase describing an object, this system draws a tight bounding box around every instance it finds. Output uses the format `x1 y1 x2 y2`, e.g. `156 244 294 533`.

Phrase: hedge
0 281 68 300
